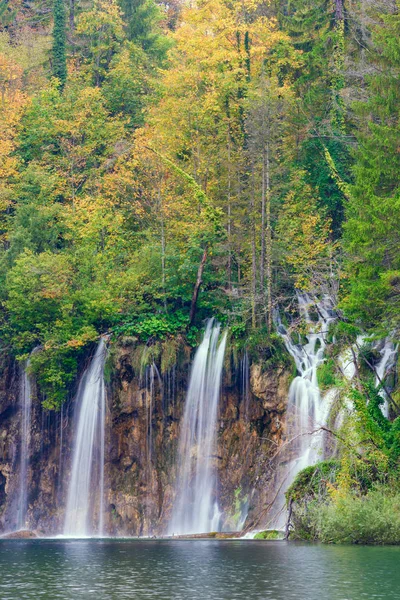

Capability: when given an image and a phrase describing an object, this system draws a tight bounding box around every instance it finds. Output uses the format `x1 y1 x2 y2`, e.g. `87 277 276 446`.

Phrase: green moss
254 530 283 540
231 487 248 526
160 338 179 374
317 357 342 390
103 346 115 384
286 460 340 504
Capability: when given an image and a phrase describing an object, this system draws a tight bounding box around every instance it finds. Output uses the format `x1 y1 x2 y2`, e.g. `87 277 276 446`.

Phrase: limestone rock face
250 364 291 412
0 343 291 537
104 345 291 536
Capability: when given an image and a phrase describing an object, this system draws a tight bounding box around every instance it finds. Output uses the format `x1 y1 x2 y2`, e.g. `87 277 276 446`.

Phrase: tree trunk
158 180 167 313
260 145 266 292
189 247 208 326
227 127 232 290
69 0 75 31
265 141 272 332
251 162 257 329
285 498 293 540
335 0 344 21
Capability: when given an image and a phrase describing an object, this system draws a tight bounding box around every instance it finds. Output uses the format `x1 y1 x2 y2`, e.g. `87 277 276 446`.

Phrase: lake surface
0 539 400 599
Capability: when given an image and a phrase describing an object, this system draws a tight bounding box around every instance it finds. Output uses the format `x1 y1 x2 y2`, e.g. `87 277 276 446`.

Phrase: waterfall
271 293 337 527
169 320 227 535
241 350 250 419
375 340 397 418
17 362 32 531
64 339 107 537
143 361 162 535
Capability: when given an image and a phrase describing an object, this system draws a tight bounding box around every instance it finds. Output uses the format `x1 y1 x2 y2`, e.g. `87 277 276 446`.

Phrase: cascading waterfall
17 362 32 531
169 320 227 535
375 340 397 418
64 339 107 537
271 293 336 527
143 361 162 535
241 350 250 419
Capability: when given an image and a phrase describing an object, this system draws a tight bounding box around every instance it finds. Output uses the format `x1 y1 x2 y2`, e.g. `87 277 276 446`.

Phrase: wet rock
250 364 291 411
0 342 291 537
1 529 38 539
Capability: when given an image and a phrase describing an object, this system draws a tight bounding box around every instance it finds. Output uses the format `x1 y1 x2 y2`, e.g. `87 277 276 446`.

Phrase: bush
315 487 400 544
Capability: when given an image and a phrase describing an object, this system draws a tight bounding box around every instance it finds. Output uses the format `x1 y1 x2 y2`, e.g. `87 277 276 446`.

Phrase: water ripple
0 539 399 600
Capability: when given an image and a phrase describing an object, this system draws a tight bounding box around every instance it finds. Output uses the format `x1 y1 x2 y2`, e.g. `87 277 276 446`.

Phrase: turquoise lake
1 539 400 599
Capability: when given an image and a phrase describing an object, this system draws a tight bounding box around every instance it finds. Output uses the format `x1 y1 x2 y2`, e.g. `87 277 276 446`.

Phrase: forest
0 0 399 548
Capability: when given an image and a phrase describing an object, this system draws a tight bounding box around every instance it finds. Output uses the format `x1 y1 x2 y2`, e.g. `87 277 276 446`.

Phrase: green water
0 539 399 599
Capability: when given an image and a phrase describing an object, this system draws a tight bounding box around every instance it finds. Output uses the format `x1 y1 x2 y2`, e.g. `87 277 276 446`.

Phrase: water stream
16 361 32 531
375 339 397 418
271 293 337 527
169 320 227 535
241 350 250 419
64 339 107 537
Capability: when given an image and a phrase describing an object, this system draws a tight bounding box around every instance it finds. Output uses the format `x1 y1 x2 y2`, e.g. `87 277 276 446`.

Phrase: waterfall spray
169 320 227 535
64 339 107 537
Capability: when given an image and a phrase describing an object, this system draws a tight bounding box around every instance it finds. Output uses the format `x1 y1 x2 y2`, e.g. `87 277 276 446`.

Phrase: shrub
315 487 400 544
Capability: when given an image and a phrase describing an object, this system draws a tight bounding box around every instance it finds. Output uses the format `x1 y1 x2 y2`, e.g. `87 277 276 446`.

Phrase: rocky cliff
0 339 292 536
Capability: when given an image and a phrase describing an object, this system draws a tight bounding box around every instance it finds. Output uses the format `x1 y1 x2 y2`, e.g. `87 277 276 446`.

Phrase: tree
246 75 295 330
342 4 400 333
52 0 67 88
277 170 334 292
76 0 124 86
118 0 170 62
276 0 351 235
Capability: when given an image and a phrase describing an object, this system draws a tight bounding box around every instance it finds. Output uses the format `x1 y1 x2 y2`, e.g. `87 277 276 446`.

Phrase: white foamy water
270 293 337 527
169 320 227 535
64 339 107 537
16 361 32 531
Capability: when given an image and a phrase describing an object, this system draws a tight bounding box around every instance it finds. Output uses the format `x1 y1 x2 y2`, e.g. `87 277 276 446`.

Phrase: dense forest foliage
0 0 399 541
0 0 397 401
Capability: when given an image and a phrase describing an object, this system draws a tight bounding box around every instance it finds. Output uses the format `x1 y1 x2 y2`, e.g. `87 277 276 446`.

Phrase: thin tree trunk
265 141 272 332
335 0 343 21
285 498 293 540
260 145 266 292
158 180 167 313
227 127 232 290
251 161 257 329
69 0 75 31
189 247 208 326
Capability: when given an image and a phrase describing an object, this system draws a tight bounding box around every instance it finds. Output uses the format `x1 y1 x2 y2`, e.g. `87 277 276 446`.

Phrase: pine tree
117 0 170 62
343 6 400 332
52 0 67 88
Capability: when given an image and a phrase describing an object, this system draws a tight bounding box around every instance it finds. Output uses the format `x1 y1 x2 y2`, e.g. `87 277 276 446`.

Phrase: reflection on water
1 539 400 600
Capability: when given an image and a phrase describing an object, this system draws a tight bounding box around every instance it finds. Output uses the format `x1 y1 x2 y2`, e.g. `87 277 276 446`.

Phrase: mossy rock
286 460 340 503
254 530 284 540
